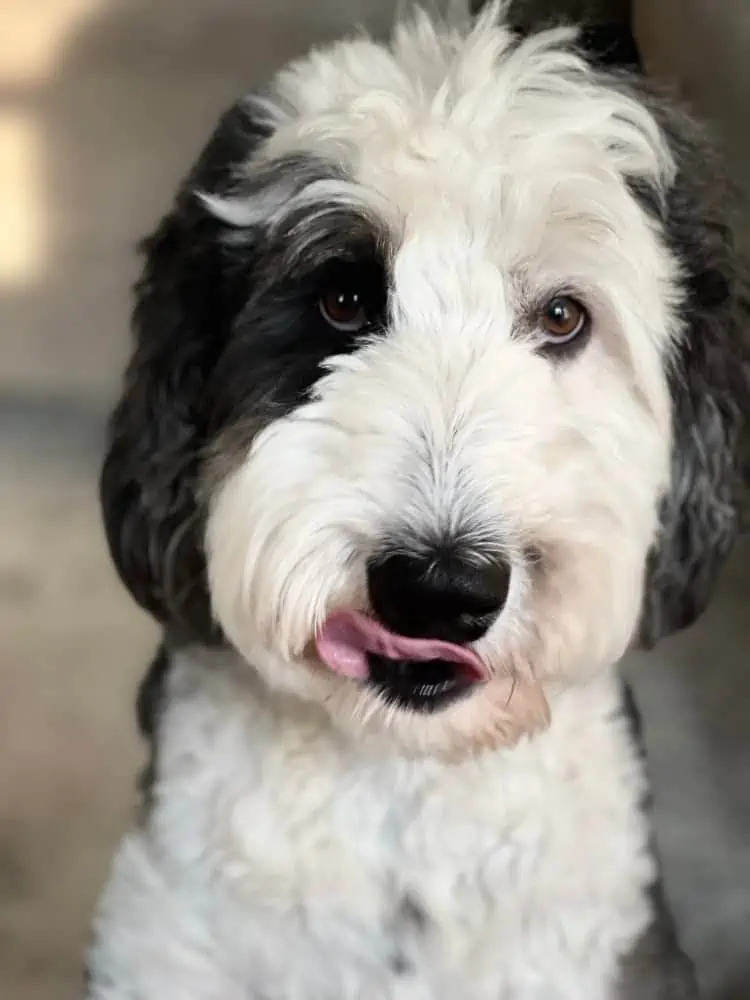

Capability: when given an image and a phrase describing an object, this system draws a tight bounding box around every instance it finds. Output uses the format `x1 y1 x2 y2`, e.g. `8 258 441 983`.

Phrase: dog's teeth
417 682 453 698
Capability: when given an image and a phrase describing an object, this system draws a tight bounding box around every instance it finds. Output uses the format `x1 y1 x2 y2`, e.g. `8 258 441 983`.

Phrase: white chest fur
89 651 654 1000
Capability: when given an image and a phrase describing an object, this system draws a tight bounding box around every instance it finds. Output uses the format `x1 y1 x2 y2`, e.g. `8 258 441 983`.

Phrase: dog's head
101 7 747 755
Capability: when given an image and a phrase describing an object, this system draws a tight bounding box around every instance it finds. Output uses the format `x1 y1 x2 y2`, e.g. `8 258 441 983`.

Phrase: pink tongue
315 610 487 681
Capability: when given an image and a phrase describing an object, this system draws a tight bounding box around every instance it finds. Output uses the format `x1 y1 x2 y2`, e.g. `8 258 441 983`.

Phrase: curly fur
90 5 748 998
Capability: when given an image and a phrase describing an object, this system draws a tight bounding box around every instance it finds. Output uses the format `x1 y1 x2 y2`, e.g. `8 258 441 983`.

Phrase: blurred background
0 1 748 998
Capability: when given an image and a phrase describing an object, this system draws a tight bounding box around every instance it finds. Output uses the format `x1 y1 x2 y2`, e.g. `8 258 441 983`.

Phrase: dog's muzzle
315 547 510 712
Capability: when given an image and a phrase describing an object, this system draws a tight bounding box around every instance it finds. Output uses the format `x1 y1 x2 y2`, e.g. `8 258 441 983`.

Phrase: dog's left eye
538 296 589 344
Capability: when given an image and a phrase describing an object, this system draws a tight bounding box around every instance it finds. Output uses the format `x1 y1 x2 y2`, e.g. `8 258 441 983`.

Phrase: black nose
367 548 511 644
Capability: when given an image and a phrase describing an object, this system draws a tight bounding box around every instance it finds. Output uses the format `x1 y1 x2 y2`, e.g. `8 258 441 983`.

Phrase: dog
86 4 748 998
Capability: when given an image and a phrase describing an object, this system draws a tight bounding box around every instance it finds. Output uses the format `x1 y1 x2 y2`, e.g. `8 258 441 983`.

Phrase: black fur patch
576 23 640 69
100 97 387 642
100 100 267 641
135 644 171 810
206 236 388 444
633 98 749 644
470 1 639 68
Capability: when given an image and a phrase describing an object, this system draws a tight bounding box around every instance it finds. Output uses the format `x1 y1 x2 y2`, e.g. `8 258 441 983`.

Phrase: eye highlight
317 261 386 334
538 295 589 345
319 287 368 331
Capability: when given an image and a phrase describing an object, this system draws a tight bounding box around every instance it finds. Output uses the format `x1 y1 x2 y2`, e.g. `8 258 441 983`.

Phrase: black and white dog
88 4 747 997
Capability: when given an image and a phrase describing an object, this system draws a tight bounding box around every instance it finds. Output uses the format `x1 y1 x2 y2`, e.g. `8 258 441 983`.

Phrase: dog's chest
145 663 654 1000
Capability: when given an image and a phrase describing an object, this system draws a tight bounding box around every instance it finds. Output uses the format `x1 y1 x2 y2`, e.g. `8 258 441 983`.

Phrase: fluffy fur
89 649 685 1000
89 5 747 998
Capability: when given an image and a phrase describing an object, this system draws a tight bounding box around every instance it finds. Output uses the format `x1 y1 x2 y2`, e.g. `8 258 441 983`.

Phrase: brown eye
539 295 589 344
319 287 368 332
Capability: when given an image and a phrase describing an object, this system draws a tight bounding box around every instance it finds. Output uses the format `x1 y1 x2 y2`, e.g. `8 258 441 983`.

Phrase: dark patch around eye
316 257 388 331
206 229 389 443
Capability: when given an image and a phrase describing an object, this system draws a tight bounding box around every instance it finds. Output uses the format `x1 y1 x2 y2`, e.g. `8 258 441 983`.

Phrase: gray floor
0 3 747 999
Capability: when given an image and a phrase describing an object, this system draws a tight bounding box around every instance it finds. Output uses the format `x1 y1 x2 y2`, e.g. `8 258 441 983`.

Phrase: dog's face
102 10 746 755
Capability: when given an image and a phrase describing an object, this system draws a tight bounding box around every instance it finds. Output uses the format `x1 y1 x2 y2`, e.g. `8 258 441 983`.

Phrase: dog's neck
158 643 628 771
105 642 653 1000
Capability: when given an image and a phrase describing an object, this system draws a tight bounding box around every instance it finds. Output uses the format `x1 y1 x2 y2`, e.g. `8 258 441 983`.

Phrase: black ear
100 99 270 641
637 101 750 646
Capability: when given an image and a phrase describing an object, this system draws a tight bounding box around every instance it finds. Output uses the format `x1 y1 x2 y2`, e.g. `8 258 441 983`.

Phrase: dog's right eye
317 261 386 334
319 287 368 332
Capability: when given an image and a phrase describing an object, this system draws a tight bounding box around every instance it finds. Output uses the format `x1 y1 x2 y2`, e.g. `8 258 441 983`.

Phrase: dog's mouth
315 610 487 713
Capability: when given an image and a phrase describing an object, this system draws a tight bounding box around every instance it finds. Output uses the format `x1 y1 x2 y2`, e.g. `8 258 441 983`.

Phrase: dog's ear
100 99 270 641
637 101 750 646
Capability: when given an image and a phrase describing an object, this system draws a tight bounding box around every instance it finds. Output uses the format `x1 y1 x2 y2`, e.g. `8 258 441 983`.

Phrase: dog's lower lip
366 652 477 713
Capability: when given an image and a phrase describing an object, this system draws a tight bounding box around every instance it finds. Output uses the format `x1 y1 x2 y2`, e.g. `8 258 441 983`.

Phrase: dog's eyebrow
199 150 392 280
199 152 372 234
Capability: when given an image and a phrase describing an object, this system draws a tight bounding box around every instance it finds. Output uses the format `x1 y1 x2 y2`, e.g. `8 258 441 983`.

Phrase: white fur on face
206 7 683 755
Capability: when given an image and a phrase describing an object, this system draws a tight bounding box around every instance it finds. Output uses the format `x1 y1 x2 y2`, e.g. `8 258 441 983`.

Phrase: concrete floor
0 3 747 999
